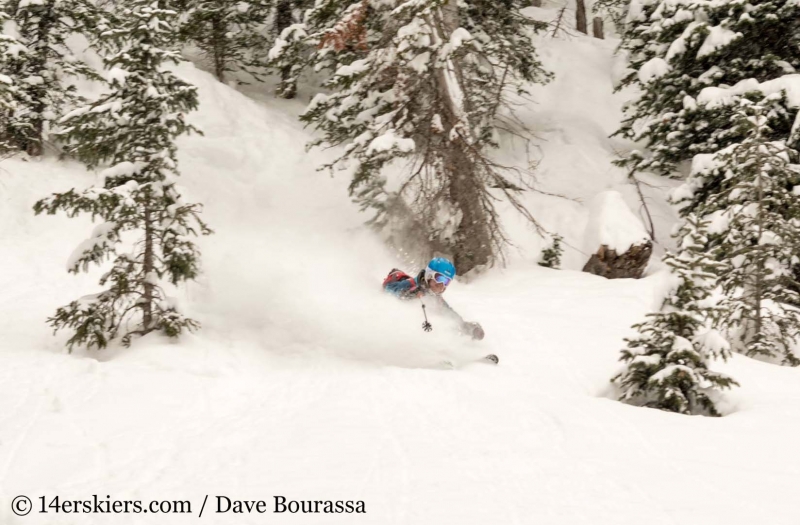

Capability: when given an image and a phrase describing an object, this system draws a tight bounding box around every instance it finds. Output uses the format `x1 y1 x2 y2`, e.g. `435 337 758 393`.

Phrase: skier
382 257 485 341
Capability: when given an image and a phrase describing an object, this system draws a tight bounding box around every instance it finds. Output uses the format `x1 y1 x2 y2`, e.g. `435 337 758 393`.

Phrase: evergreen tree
613 216 738 416
0 0 103 155
270 0 310 98
538 233 562 269
674 102 800 365
180 0 272 83
614 0 800 176
270 0 550 273
0 12 22 153
614 0 800 369
33 0 210 351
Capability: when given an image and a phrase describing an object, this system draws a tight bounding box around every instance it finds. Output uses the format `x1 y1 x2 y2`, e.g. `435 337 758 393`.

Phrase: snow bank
583 190 650 254
492 13 679 268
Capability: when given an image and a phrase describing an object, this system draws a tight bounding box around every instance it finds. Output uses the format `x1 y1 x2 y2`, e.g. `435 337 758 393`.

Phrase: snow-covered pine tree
0 0 103 156
180 0 272 83
33 0 210 351
613 215 738 416
270 0 310 98
614 0 800 176
0 12 22 153
673 102 800 365
270 0 550 273
266 9 305 99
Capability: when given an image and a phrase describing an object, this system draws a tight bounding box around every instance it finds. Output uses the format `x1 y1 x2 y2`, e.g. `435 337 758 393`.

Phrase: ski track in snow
2 22 800 525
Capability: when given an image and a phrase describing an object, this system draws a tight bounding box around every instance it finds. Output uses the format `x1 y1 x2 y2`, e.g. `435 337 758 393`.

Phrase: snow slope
1 10 800 525
493 11 680 268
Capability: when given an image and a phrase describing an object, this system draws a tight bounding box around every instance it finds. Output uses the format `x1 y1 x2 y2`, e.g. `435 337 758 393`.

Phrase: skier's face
428 278 447 295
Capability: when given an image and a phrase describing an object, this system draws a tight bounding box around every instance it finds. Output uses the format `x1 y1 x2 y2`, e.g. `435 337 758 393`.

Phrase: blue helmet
425 257 456 284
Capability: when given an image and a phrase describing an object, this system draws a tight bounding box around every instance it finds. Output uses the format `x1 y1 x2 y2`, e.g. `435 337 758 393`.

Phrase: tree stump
582 241 652 279
592 17 604 39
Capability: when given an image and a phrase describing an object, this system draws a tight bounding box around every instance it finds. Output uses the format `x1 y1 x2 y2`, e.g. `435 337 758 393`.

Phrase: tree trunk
275 0 297 99
751 127 765 350
142 208 154 330
531 0 542 6
211 14 226 82
25 118 44 156
447 146 492 273
575 0 587 34
434 0 470 120
592 17 604 39
430 1 492 273
24 0 55 156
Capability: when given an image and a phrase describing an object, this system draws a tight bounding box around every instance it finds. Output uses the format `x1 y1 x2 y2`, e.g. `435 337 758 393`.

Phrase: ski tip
484 354 499 364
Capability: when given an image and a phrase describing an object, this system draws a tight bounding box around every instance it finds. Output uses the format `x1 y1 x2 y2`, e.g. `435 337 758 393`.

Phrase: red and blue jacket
382 268 463 322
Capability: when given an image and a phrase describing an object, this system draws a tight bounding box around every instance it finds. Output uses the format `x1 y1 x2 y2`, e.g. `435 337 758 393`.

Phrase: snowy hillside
1 3 800 525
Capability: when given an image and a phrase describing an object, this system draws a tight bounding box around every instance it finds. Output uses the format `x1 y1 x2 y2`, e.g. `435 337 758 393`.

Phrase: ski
437 354 499 369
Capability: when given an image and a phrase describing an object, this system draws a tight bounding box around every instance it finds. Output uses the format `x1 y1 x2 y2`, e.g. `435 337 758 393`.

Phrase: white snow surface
583 190 650 253
1 7 800 524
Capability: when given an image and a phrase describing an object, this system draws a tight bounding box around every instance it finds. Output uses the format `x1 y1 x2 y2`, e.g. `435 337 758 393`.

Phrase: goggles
431 272 452 287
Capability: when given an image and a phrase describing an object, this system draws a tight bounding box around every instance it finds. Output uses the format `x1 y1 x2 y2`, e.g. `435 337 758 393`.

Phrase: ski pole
420 298 433 332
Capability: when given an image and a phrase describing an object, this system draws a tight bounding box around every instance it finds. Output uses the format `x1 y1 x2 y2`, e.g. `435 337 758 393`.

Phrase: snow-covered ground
1 6 800 524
